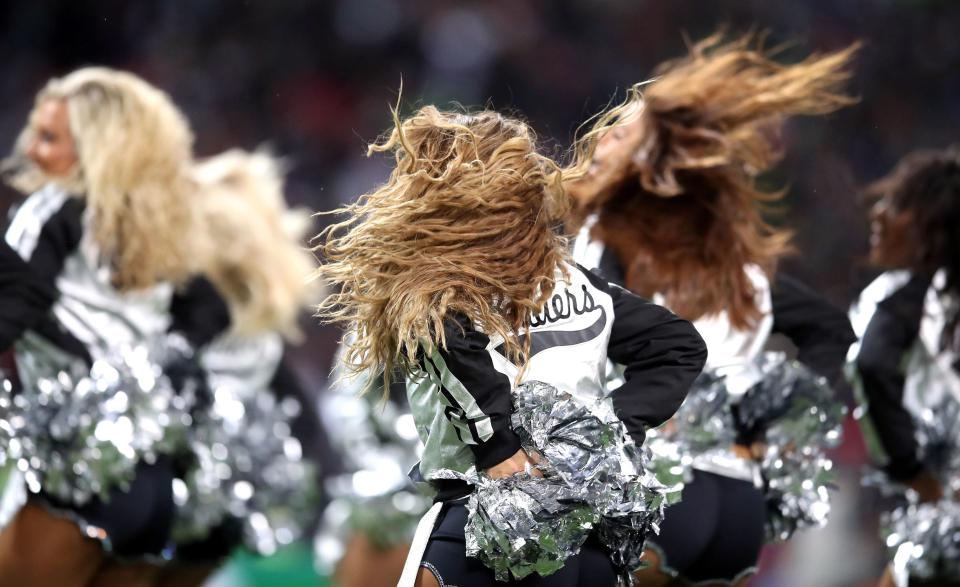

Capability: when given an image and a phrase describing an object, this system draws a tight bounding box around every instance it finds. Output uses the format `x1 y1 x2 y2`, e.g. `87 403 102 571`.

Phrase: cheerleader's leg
87 561 161 587
0 502 105 587
155 564 217 587
337 534 411 587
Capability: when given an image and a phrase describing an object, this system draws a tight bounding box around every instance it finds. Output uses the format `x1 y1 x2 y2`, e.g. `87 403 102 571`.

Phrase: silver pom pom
740 355 846 541
886 501 960 581
876 392 960 581
171 386 317 556
0 341 196 505
647 353 844 542
436 381 670 581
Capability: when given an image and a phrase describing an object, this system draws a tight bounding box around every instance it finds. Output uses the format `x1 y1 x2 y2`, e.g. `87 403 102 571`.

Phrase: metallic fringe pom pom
1 337 316 559
648 352 845 542
435 381 672 583
171 388 317 556
879 392 960 583
886 501 960 582
0 340 197 505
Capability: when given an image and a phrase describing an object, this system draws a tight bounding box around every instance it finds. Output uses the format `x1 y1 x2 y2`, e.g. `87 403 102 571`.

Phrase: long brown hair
314 106 571 392
568 34 858 328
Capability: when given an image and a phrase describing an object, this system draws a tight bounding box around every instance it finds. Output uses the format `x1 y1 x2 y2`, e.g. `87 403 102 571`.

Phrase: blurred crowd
1 1 959 585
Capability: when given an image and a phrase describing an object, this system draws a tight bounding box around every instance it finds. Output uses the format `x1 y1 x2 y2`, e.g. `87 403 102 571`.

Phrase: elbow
834 318 857 349
682 322 709 372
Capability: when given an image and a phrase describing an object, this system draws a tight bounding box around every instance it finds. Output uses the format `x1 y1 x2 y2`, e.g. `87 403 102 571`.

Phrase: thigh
88 561 162 587
645 471 720 577
156 564 218 587
0 501 105 587
685 474 766 583
336 534 410 587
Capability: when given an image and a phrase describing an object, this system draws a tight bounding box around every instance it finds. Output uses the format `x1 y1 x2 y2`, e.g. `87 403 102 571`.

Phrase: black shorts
420 501 618 586
647 470 766 582
40 456 175 557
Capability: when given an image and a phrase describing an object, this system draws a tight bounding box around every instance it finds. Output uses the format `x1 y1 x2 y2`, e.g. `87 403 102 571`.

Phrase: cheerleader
568 35 858 586
157 149 321 585
0 68 229 586
850 148 960 587
314 105 706 586
316 346 426 587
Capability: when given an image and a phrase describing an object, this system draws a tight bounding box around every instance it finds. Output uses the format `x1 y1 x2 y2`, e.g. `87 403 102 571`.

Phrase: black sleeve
770 274 857 388
856 275 930 481
0 198 84 354
0 241 58 350
582 268 708 445
169 277 232 348
596 247 627 287
427 313 522 470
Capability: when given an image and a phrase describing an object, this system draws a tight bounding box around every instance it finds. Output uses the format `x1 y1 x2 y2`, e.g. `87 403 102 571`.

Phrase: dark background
1 1 958 585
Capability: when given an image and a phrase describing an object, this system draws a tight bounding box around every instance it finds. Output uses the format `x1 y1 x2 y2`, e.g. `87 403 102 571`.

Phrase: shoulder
5 186 85 260
852 271 927 338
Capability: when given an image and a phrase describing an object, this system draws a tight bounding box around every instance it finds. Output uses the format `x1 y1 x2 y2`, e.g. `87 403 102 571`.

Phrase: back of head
7 67 199 289
869 147 960 349
193 149 317 338
315 105 570 390
568 33 858 327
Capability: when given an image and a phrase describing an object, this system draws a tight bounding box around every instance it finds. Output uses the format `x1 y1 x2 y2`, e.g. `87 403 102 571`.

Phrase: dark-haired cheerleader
849 147 960 587
568 34 858 586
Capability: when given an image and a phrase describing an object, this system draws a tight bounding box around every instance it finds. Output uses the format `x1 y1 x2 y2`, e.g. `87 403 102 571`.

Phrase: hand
906 469 944 504
731 442 767 461
484 449 543 479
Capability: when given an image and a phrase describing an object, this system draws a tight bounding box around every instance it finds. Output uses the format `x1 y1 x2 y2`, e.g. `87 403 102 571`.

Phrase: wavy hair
193 149 318 338
5 67 198 289
314 106 570 391
568 34 858 327
867 147 960 351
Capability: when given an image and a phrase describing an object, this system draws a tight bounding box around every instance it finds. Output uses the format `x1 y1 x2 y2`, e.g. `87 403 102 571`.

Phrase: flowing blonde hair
568 34 858 327
6 67 199 290
193 149 318 338
314 106 571 392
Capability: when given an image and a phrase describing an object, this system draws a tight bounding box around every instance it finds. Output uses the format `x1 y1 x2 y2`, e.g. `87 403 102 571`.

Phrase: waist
691 448 762 486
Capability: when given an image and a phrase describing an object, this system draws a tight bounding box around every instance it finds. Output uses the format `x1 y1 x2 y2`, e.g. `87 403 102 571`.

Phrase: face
869 193 918 268
25 99 78 177
586 102 645 182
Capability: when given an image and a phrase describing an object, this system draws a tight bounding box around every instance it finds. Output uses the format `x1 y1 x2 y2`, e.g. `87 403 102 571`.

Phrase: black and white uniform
849 270 960 587
574 224 854 583
399 261 707 586
0 185 229 557
850 269 957 484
